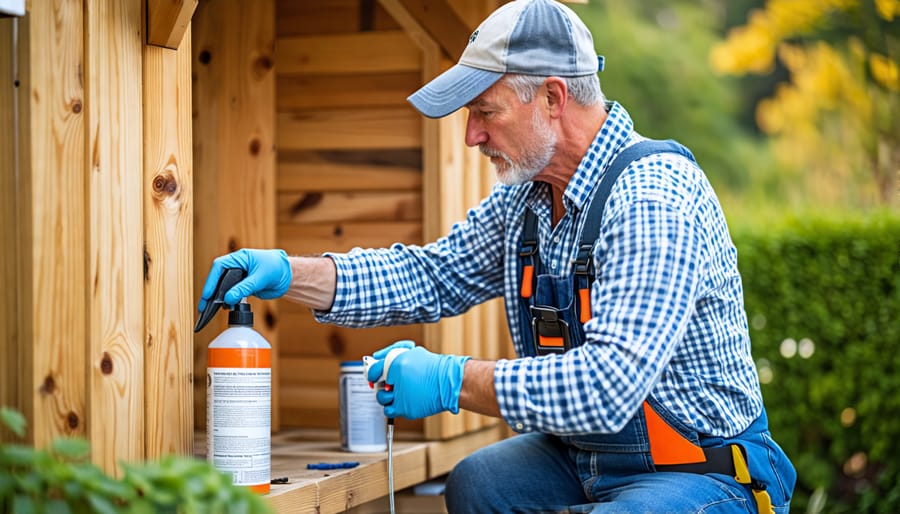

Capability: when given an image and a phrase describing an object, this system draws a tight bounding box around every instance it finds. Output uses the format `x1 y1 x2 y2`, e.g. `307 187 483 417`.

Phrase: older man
199 1 796 512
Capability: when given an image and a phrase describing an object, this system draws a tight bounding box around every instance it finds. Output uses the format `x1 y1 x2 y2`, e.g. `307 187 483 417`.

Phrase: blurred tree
568 1 776 194
710 0 899 207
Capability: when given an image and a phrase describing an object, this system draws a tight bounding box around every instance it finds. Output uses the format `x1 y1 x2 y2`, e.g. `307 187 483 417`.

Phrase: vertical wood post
142 28 195 457
0 17 19 432
84 0 145 472
13 1 90 448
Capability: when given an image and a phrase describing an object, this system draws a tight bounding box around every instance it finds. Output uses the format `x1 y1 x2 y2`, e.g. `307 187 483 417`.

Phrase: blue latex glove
198 249 292 312
366 340 471 420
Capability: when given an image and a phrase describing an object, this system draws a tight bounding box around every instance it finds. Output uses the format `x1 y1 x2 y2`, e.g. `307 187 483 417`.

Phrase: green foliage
734 212 900 513
569 1 777 193
0 407 272 514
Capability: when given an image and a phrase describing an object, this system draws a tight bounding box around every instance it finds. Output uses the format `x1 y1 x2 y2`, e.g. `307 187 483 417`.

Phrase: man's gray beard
482 111 557 186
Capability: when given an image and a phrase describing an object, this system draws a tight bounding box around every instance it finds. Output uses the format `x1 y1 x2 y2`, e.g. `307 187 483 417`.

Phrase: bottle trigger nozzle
194 268 247 333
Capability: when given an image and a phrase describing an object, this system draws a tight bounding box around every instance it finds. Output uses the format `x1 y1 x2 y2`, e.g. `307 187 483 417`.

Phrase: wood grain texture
278 302 422 359
85 0 145 473
277 71 419 111
396 0 470 61
192 0 279 430
277 191 422 224
276 0 400 38
143 26 194 458
278 150 422 192
277 107 422 151
277 31 420 75
190 426 505 513
146 0 197 49
278 221 422 255
22 0 89 448
0 18 19 434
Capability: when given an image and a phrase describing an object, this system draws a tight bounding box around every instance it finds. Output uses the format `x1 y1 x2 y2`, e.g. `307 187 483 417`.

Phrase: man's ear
543 77 568 117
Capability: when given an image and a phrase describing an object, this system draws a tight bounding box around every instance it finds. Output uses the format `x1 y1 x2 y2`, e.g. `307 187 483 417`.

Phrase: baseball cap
407 0 604 119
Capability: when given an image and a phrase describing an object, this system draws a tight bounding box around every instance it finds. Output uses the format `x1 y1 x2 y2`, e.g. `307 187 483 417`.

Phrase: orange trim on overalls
520 265 534 298
642 401 706 465
578 288 591 323
538 335 565 347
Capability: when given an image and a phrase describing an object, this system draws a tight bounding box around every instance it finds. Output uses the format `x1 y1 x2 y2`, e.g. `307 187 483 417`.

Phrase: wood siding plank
143 27 194 458
278 305 422 359
0 18 19 433
276 0 400 38
278 191 421 224
85 0 145 473
277 31 419 75
277 71 419 111
278 107 421 151
278 150 421 192
21 0 88 448
278 221 422 255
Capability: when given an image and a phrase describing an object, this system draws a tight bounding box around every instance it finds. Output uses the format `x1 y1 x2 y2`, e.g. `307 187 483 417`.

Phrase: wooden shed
0 0 563 510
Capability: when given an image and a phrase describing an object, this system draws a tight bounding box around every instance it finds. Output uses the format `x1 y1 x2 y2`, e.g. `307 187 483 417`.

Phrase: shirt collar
524 101 635 214
563 101 635 212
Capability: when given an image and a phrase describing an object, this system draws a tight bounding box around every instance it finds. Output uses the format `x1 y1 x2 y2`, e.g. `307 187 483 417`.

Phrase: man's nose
465 115 487 147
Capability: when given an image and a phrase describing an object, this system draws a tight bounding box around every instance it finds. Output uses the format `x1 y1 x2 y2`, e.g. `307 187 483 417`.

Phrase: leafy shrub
0 407 272 514
734 211 900 513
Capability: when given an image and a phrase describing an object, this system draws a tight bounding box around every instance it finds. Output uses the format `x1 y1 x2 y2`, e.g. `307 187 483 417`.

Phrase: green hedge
734 211 900 513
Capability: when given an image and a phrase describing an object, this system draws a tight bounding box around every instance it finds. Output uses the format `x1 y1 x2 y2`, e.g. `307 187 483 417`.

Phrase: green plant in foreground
0 406 272 514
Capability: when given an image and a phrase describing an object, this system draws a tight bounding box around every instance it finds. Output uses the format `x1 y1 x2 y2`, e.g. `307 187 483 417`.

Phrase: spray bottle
195 268 271 494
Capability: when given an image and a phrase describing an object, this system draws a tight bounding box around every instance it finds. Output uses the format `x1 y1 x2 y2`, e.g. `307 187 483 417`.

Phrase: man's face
465 81 557 185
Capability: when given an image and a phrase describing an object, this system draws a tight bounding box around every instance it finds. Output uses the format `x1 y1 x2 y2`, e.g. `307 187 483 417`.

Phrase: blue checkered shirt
315 102 763 438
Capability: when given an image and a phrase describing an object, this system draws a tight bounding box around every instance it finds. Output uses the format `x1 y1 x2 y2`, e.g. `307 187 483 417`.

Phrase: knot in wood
152 172 178 195
100 352 114 375
67 411 79 429
40 374 56 395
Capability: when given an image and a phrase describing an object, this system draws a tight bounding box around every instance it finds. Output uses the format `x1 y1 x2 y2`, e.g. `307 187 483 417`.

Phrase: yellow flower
869 53 900 91
875 0 899 20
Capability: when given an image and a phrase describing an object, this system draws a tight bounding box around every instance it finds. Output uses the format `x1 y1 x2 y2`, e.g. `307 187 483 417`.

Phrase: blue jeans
445 422 795 513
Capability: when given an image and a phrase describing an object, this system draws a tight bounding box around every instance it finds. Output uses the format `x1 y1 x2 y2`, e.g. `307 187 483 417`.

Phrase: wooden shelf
196 426 508 513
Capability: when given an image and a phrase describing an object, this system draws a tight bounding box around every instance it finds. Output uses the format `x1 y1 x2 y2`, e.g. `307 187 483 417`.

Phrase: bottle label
208 348 271 491
340 369 386 452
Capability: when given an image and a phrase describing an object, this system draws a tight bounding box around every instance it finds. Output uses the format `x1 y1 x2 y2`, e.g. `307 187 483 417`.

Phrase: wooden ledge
195 426 507 513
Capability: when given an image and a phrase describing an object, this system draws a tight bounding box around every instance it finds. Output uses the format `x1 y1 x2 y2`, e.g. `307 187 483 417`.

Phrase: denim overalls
516 140 796 513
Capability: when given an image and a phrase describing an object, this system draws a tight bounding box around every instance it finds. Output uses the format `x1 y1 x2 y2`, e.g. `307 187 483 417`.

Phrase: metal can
339 361 387 452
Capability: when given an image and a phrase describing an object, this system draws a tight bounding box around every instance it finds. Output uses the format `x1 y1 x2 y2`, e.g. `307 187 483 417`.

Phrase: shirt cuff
311 252 355 324
494 358 534 434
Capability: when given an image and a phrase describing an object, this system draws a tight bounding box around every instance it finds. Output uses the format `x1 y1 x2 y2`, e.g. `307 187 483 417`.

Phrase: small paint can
339 361 387 452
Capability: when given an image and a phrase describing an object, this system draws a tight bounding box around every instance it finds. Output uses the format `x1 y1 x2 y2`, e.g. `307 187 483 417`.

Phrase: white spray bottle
195 268 272 494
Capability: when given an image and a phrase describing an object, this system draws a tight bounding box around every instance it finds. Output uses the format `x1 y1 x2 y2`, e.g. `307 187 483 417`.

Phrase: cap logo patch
468 29 479 45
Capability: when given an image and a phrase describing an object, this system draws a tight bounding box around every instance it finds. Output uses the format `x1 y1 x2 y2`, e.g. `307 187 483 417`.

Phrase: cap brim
407 64 504 119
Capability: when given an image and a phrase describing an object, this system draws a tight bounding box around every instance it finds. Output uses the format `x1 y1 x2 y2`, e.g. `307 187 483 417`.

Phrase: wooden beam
17 0 89 449
142 26 194 457
396 0 471 61
0 17 17 436
84 0 145 474
146 0 196 49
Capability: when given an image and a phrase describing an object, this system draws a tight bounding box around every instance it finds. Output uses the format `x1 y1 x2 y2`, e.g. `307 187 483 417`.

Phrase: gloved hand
198 249 292 312
365 340 471 420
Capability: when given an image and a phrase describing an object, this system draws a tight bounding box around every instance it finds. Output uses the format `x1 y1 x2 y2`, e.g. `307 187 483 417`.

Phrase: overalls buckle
530 305 571 354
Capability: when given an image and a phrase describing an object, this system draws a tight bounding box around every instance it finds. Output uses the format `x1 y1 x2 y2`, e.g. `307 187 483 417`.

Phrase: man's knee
445 453 488 510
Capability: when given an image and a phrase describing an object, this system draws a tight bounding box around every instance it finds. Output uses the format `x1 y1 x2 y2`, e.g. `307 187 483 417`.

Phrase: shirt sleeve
313 187 510 328
495 192 707 435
